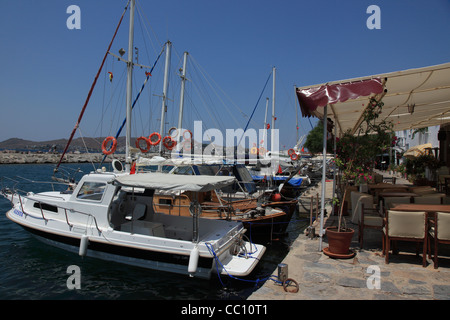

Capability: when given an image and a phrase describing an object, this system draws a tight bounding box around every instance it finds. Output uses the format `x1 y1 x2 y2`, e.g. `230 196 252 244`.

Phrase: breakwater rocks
0 151 125 164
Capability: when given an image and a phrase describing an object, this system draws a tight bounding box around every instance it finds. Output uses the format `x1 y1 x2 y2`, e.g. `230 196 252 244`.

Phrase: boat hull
154 193 298 241
244 200 297 240
24 224 216 279
5 207 264 279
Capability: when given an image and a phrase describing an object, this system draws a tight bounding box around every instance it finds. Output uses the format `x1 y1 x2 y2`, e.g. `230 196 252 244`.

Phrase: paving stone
432 285 450 300
300 283 339 299
302 271 332 284
409 279 427 285
303 261 339 273
247 178 450 301
337 277 367 289
380 281 401 294
294 253 321 263
401 284 432 297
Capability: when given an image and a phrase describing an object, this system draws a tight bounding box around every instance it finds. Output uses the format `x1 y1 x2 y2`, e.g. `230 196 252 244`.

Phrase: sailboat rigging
1 0 266 279
55 2 130 174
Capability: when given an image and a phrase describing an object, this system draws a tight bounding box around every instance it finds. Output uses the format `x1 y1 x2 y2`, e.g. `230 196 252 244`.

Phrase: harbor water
0 163 309 300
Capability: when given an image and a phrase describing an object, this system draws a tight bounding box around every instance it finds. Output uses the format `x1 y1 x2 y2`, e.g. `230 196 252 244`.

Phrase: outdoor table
368 184 410 198
390 203 450 214
379 192 419 198
368 184 410 190
368 184 410 193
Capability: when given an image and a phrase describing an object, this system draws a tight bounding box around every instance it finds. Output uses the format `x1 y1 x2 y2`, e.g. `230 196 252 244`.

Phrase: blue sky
1 0 449 150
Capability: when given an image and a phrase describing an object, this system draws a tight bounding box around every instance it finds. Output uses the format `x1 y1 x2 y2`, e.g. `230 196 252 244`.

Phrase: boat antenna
54 1 130 174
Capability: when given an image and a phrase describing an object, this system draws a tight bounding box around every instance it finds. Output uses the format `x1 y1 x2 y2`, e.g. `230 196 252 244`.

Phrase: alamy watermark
65 5 381 31
166 120 281 166
66 5 81 30
66 265 81 290
366 265 381 290
366 5 381 30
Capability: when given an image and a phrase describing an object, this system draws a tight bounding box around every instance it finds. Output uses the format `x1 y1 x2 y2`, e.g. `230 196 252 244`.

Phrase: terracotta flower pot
326 226 354 255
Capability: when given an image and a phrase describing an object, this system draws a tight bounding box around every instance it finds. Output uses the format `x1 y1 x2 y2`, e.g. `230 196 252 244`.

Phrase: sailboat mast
159 41 172 154
125 0 135 169
263 97 269 148
177 52 188 138
271 66 276 151
296 89 299 144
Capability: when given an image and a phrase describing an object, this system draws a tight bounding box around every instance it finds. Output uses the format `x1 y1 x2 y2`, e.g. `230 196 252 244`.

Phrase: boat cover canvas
113 173 236 192
252 175 303 187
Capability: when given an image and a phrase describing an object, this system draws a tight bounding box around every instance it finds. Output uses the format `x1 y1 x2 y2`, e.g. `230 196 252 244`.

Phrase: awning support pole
319 105 328 252
332 121 337 216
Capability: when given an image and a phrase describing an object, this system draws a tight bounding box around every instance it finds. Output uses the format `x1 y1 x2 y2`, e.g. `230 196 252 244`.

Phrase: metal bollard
277 263 288 283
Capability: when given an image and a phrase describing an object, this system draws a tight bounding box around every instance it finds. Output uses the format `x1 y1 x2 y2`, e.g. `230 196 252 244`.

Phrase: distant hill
0 137 128 152
0 137 241 154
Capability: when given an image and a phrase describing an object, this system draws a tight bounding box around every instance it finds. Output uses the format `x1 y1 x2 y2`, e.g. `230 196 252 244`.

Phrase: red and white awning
296 62 450 136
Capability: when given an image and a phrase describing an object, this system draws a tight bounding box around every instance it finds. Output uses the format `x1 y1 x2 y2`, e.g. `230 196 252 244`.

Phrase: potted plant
325 97 394 258
405 154 439 185
331 196 340 215
324 187 355 257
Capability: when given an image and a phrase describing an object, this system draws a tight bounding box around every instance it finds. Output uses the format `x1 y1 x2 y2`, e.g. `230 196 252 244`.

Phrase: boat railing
10 192 102 233
0 175 72 196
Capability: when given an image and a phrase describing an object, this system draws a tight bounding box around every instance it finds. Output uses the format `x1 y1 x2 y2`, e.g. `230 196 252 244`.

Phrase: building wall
395 125 440 152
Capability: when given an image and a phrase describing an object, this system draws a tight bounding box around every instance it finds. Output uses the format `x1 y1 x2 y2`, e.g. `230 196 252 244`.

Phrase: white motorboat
2 171 265 279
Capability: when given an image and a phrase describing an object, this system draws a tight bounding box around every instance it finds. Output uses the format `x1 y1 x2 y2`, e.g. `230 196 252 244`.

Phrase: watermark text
66 5 81 30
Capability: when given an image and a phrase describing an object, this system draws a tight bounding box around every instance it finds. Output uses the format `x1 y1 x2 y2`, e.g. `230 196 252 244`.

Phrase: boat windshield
76 181 106 201
196 165 220 176
173 166 194 175
161 165 174 173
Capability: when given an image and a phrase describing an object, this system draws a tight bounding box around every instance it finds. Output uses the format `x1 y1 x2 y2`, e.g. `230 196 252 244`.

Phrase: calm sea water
0 163 308 300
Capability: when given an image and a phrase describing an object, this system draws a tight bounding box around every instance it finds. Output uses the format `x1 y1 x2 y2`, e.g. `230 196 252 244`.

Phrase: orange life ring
290 152 299 161
288 148 295 156
149 132 161 146
136 136 151 153
183 129 192 140
102 136 117 155
259 147 266 154
250 147 258 155
163 136 177 150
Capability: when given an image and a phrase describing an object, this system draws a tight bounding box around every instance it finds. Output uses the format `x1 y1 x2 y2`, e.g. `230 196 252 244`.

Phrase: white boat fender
79 235 89 257
188 246 200 276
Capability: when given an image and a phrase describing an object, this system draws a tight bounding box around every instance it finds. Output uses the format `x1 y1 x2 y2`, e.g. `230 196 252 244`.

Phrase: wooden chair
429 212 450 269
444 178 450 196
383 196 412 209
343 186 358 216
359 203 384 249
383 210 428 267
350 191 374 224
414 195 443 205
